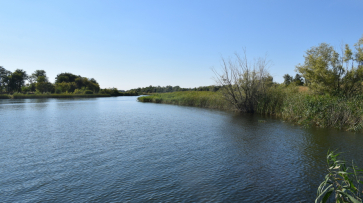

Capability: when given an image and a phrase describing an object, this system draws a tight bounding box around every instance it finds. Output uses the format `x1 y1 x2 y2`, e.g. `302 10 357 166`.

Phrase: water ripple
1 97 363 202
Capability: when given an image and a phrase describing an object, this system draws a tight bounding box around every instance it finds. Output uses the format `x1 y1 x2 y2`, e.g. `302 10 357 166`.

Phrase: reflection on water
1 97 362 202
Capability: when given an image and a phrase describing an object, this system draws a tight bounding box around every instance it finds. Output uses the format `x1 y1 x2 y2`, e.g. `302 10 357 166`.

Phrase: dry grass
298 86 309 92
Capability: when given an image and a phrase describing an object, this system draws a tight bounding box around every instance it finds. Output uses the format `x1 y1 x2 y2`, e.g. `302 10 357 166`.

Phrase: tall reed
138 88 363 131
138 91 234 110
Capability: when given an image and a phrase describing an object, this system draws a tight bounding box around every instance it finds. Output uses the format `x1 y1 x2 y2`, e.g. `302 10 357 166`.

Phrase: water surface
1 97 362 202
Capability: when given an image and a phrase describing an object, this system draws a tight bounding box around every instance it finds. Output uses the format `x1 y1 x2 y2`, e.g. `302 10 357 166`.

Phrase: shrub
73 89 84 94
85 90 93 94
55 88 62 94
316 151 363 203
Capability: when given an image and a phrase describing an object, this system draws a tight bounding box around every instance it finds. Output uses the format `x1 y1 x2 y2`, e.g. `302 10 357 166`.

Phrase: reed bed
138 91 234 110
138 88 363 131
258 86 363 131
282 94 363 131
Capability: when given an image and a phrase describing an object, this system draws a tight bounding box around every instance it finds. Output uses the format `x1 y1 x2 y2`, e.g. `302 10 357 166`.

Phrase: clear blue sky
1 0 363 90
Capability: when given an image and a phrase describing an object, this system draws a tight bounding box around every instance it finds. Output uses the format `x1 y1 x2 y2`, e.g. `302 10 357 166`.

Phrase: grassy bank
138 91 233 110
281 94 363 131
138 88 363 131
2 93 111 99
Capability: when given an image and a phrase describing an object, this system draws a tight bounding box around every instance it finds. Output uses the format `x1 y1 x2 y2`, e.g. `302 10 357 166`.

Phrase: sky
1 0 363 90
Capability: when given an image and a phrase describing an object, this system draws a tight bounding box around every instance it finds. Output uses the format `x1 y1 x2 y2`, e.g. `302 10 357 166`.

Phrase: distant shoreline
0 93 112 99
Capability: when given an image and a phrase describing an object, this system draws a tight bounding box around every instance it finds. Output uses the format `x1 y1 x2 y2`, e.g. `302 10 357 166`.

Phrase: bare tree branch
212 50 271 112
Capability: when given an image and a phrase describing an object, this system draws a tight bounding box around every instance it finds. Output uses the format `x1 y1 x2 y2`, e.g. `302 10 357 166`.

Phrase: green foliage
35 75 54 93
0 68 101 95
100 88 138 96
29 83 36 92
11 92 110 99
119 90 138 96
138 91 233 110
355 35 363 64
282 93 363 130
296 43 341 94
55 88 62 94
100 88 120 96
0 66 12 92
0 94 10 99
21 85 31 93
293 74 304 86
84 90 93 94
283 74 304 86
8 69 28 92
55 72 79 83
256 84 298 115
296 35 363 96
74 77 100 92
138 86 363 131
316 151 363 203
55 81 71 93
283 74 293 86
73 89 84 94
54 72 100 93
30 70 47 84
129 85 221 94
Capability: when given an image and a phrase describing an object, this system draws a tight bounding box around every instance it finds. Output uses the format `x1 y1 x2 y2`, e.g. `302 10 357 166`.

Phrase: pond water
1 96 363 202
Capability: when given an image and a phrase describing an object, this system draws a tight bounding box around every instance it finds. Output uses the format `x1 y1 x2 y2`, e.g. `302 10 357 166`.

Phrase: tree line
0 68 101 94
129 85 222 94
283 35 363 95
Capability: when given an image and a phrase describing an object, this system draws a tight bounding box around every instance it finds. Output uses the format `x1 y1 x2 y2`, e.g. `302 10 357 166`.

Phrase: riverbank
138 91 233 110
138 89 363 131
0 93 111 99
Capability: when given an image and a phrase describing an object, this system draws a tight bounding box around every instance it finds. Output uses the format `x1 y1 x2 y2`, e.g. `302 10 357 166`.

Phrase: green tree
21 85 31 93
293 74 304 86
296 43 342 94
355 35 363 65
283 74 292 86
35 76 48 92
9 69 28 92
296 35 363 96
0 66 12 92
55 81 71 93
172 86 180 92
31 70 49 92
55 72 79 83
74 77 100 93
30 70 47 83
